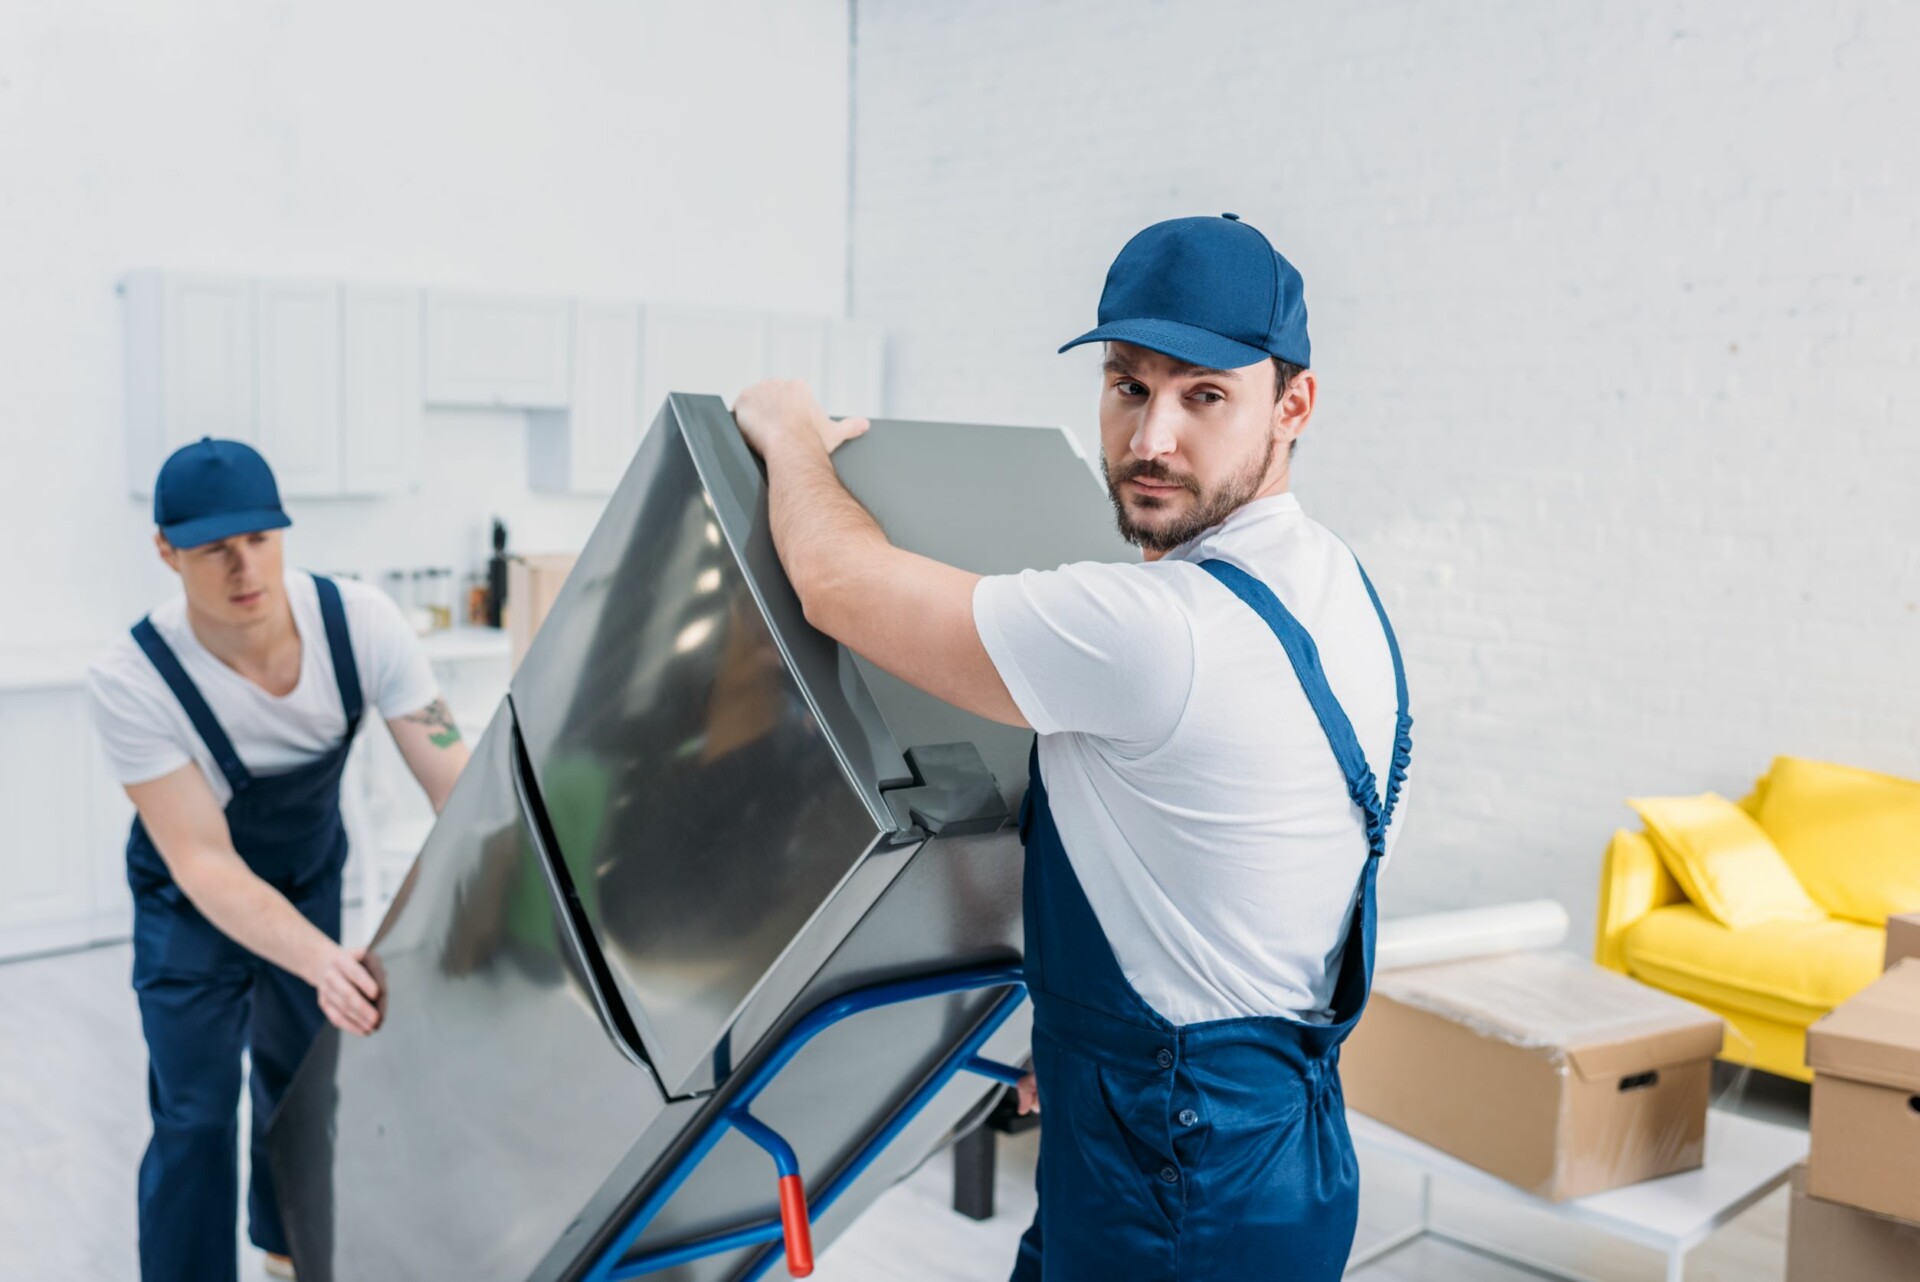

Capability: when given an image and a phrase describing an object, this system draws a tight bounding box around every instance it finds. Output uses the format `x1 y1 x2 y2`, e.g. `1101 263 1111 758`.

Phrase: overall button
1155 1048 1174 1069
1158 1165 1180 1184
1177 1108 1199 1127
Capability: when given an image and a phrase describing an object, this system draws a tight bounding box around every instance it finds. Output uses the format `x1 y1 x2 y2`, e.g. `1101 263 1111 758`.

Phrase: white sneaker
264 1253 296 1279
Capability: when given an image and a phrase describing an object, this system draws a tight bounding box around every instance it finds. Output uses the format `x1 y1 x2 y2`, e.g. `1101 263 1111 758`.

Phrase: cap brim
1058 317 1275 371
160 509 292 550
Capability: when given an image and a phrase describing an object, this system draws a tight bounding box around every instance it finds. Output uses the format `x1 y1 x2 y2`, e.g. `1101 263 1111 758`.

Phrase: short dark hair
1274 358 1305 458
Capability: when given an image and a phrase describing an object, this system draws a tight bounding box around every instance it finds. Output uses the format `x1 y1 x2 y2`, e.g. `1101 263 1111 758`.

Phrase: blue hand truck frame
580 963 1029 1281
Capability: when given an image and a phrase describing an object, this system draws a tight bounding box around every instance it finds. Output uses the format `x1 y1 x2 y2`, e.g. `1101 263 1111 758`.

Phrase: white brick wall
849 0 1920 941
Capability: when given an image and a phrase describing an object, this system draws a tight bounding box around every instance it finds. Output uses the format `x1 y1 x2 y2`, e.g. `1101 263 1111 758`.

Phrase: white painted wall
849 1 1920 936
0 0 849 649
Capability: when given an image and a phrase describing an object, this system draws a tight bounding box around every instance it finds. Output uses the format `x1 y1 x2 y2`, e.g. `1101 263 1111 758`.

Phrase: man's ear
154 531 180 573
1274 369 1316 448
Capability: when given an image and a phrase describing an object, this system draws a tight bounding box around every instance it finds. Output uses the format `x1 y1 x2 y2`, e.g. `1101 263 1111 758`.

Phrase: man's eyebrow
1102 354 1241 381
1172 362 1240 380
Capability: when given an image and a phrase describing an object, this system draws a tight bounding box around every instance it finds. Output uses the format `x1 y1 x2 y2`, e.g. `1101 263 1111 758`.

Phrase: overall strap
130 617 253 795
1197 558 1412 857
311 574 364 732
1349 556 1413 827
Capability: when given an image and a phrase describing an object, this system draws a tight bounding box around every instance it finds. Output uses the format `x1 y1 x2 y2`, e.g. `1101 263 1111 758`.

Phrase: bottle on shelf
486 518 510 629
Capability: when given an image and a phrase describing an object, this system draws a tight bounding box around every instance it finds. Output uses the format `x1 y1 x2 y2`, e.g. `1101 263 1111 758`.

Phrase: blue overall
1011 556 1411 1282
125 576 363 1282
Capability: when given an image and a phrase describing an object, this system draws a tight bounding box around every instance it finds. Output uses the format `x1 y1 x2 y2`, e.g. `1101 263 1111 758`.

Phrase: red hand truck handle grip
776 1172 814 1277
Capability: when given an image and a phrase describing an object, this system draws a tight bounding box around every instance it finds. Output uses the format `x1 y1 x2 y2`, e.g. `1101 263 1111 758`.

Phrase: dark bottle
486 518 509 628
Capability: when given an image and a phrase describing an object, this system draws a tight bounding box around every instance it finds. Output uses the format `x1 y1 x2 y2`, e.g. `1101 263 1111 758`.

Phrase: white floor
0 930 1806 1282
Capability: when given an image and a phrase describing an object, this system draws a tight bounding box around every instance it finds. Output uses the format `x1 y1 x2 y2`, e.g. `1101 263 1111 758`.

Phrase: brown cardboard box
1806 959 1920 1223
506 554 576 669
1786 1164 1920 1281
1887 911 1920 971
1340 951 1724 1201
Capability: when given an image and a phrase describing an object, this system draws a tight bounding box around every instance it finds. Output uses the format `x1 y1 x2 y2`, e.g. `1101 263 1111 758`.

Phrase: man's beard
1104 436 1275 553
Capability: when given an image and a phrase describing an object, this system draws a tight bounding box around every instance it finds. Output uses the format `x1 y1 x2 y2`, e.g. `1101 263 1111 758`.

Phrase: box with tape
1340 950 1724 1200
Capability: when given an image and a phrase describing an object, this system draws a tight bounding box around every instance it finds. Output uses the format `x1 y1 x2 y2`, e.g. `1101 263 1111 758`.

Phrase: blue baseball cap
1059 213 1310 370
153 438 292 549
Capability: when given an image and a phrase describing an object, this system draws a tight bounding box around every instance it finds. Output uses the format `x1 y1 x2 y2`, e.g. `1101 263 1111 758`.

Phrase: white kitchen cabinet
341 285 423 495
640 304 768 414
529 300 642 495
126 274 426 500
824 319 886 418
423 291 572 408
123 271 883 499
255 281 344 498
0 687 100 959
124 272 256 498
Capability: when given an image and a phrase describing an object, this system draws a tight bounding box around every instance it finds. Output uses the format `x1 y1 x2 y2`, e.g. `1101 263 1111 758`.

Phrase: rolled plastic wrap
1375 899 1571 971
1372 949 1721 1056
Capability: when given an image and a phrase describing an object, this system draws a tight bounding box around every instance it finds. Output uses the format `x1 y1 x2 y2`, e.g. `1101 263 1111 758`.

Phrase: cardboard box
1786 1164 1920 1281
1806 959 1920 1223
506 553 576 669
1887 911 1920 971
1339 951 1724 1201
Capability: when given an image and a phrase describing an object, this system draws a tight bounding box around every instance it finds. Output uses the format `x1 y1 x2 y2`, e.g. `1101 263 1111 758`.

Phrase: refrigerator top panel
825 416 1134 813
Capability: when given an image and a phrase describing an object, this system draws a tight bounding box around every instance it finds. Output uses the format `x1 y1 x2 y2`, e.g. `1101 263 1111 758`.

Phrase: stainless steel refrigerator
268 393 1130 1281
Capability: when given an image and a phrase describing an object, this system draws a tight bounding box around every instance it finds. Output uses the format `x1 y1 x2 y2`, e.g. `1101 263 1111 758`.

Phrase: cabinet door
256 281 343 497
342 285 422 495
423 292 571 408
639 305 767 415
530 300 641 495
166 275 257 445
124 272 257 496
0 689 95 959
824 320 886 418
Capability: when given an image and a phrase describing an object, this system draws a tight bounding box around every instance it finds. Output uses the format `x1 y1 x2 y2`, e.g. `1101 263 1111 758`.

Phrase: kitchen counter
0 645 97 693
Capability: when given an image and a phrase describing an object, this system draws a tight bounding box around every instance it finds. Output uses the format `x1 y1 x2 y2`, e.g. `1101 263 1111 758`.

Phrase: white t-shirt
88 571 440 807
972 491 1409 1026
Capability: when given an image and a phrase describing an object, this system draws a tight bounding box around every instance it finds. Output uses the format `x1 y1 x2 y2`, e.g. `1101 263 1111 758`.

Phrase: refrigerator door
268 704 673 1282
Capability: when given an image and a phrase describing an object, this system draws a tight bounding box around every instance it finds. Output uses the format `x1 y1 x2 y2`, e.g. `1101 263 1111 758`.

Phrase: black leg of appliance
952 1124 998 1221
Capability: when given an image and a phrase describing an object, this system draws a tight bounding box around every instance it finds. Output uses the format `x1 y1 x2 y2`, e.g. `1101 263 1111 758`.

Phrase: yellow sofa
1594 756 1920 1082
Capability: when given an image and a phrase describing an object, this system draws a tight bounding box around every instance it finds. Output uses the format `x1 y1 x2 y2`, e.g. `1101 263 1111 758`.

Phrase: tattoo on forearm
404 698 463 749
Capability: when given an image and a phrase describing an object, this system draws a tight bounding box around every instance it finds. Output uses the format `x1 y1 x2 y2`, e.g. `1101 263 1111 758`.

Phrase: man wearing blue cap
735 213 1411 1279
86 438 472 1282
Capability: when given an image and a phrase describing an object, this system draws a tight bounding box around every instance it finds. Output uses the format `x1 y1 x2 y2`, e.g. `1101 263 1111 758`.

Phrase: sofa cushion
1753 756 1920 925
1622 904 1885 1029
1628 793 1825 929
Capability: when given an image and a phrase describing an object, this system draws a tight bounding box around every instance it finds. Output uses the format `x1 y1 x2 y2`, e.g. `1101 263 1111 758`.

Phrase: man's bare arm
734 381 1028 729
125 764 381 1034
387 696 471 814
